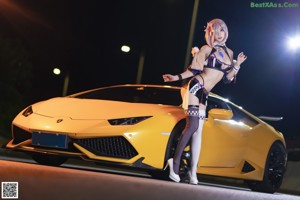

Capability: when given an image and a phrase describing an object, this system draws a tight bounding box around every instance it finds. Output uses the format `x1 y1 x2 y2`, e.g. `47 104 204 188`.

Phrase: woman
162 18 247 184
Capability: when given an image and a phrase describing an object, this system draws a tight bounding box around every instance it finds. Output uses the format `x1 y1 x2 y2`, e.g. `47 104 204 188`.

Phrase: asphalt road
0 149 300 200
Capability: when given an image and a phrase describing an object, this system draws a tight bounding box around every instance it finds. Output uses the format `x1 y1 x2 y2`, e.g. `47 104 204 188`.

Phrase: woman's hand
236 52 247 66
162 74 177 82
191 47 199 57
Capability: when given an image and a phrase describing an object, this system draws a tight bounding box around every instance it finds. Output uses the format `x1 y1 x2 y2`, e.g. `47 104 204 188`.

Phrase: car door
199 97 257 168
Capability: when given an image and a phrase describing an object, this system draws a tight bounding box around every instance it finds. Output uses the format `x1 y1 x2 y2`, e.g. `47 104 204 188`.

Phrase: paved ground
1 135 299 197
1 160 300 200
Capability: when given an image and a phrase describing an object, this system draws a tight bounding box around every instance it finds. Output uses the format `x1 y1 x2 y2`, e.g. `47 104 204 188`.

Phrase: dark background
0 0 299 139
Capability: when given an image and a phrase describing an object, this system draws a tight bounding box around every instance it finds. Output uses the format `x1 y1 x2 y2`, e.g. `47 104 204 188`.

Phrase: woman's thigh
188 92 206 110
188 92 199 105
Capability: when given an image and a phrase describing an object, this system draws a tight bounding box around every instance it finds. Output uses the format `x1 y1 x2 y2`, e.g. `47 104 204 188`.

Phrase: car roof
69 84 228 101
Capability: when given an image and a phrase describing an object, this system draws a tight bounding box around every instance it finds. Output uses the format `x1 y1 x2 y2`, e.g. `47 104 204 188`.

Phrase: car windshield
72 86 182 106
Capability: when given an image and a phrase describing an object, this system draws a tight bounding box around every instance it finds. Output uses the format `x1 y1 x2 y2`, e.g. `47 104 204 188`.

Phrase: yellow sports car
6 84 287 193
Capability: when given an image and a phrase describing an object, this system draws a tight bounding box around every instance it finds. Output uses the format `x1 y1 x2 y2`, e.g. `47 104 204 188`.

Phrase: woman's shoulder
200 45 213 55
200 45 212 51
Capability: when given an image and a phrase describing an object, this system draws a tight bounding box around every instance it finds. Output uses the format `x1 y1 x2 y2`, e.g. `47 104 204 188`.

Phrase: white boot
189 110 205 185
188 171 198 185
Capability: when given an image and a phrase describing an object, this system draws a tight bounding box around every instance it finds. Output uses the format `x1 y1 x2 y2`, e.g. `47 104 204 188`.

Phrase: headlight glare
108 116 152 125
22 106 33 117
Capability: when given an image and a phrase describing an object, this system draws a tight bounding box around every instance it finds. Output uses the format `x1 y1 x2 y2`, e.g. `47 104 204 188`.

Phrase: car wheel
245 142 287 193
148 151 190 181
166 120 190 181
32 154 68 166
178 150 190 181
149 120 189 181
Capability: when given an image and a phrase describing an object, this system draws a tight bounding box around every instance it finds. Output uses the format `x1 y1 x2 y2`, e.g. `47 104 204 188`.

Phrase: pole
62 72 69 96
183 0 199 70
136 49 145 84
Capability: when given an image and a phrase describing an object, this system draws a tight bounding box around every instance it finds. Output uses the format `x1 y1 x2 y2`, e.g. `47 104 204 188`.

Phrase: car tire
245 142 287 193
32 154 68 166
149 119 190 181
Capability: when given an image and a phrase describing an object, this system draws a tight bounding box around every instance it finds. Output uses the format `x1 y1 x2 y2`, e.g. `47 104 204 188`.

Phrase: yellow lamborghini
6 84 287 193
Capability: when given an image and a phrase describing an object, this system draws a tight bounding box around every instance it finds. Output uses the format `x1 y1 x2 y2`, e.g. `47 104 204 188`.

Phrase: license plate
32 132 69 149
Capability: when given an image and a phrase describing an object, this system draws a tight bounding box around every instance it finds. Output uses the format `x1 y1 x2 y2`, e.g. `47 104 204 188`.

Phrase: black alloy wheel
246 142 287 193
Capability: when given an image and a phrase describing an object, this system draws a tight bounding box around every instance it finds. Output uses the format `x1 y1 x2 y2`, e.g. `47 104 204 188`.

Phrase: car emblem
57 119 63 123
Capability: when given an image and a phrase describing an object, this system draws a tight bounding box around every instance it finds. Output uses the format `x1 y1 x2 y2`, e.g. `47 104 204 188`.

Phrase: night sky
0 0 300 138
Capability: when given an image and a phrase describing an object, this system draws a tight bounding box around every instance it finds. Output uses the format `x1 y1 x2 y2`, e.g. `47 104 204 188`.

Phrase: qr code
1 182 18 199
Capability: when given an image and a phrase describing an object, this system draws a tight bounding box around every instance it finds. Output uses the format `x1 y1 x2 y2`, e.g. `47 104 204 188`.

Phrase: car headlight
108 116 152 125
22 106 33 117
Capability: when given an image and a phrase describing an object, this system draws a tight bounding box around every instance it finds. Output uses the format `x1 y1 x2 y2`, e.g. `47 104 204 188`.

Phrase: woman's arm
224 51 247 83
162 70 194 82
162 45 210 82
189 45 208 71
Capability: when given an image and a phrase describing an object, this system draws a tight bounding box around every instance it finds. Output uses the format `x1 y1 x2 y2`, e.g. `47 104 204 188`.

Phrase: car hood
33 97 179 119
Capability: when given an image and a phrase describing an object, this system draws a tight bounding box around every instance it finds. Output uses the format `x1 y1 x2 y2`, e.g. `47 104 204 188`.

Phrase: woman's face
214 26 226 43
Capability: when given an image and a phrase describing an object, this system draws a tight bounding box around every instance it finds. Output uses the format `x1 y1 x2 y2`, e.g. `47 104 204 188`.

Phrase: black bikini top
204 46 233 74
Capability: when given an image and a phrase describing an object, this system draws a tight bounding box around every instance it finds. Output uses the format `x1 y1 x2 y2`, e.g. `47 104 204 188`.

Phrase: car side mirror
208 108 233 120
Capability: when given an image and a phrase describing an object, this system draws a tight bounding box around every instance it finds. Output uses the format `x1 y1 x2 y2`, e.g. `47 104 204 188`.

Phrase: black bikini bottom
188 77 208 105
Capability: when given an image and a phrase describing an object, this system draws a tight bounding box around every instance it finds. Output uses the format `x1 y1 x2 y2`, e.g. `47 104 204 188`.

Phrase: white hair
205 18 228 47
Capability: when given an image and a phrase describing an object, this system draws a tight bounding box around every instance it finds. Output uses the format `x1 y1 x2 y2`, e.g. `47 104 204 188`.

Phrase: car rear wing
258 116 283 121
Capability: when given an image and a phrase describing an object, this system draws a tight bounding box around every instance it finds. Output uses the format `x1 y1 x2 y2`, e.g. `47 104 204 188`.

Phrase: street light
121 45 130 53
53 68 61 75
121 45 145 84
287 35 300 51
53 67 69 96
